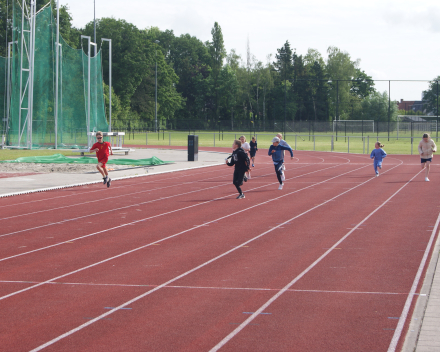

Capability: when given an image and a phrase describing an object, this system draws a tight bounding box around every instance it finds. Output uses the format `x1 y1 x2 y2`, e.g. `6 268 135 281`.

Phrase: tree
423 77 440 115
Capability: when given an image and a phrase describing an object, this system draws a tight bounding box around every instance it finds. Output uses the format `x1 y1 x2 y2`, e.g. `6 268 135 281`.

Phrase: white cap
272 137 280 143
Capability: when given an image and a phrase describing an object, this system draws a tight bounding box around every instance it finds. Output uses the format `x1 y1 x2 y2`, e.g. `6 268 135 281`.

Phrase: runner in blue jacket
268 137 294 190
370 142 387 177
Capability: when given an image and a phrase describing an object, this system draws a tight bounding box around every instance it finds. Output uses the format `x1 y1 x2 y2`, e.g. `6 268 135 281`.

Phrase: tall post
94 0 96 44
27 0 36 148
155 40 160 132
81 36 91 147
388 80 391 141
437 81 439 142
336 80 339 142
102 38 112 131
55 0 60 148
284 57 287 137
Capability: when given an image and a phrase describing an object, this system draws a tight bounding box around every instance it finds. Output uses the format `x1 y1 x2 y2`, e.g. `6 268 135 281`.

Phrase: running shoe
281 172 285 182
236 193 245 199
282 164 286 171
252 163 254 167
107 178 112 187
244 175 248 182
103 177 107 185
278 183 284 190
425 177 430 182
375 173 379 177
248 173 251 180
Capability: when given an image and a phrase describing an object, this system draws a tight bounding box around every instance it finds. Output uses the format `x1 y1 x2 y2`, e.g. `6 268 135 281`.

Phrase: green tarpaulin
0 154 170 166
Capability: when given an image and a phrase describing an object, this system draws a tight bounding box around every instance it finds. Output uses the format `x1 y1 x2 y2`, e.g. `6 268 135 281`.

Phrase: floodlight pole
55 0 60 149
102 38 112 132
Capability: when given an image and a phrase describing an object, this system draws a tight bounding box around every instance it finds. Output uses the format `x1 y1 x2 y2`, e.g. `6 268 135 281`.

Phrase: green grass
0 149 79 161
124 131 428 155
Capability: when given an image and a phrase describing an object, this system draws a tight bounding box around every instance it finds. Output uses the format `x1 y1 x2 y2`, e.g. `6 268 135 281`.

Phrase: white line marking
26 162 403 351
209 167 421 352
387 212 440 352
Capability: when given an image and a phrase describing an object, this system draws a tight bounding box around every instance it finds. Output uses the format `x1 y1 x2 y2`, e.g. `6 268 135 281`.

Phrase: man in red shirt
90 131 113 187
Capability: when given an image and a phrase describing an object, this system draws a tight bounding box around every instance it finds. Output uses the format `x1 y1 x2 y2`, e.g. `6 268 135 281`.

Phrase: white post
313 135 315 151
81 36 91 147
348 136 350 153
102 39 112 132
55 0 60 149
363 137 365 154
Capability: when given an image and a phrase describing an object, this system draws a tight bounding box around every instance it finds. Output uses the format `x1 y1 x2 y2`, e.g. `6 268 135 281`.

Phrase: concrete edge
0 161 224 199
401 223 440 352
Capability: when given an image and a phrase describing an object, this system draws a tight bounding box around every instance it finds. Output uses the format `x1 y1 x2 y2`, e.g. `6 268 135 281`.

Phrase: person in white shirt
240 135 251 179
418 133 437 182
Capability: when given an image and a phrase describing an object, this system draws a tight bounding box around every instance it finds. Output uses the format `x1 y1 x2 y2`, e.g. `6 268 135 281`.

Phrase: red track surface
0 150 438 352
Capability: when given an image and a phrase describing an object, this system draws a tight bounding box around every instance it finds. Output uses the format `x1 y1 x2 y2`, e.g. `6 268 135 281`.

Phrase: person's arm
370 150 374 159
268 146 273 156
431 140 437 153
381 149 387 158
89 143 98 153
226 152 235 166
108 143 113 156
279 145 294 158
418 142 423 155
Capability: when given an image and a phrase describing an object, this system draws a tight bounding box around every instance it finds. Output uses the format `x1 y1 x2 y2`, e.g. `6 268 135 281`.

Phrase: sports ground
0 147 439 351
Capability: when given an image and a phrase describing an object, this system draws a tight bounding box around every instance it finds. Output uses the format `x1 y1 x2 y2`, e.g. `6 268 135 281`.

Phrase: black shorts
233 170 246 186
250 151 256 158
421 158 432 163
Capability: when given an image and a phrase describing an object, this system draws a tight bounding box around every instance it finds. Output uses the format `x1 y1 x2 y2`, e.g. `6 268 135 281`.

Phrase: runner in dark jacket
226 139 250 199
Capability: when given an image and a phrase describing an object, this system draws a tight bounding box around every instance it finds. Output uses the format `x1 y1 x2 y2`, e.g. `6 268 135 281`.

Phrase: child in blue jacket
370 142 387 177
268 137 294 189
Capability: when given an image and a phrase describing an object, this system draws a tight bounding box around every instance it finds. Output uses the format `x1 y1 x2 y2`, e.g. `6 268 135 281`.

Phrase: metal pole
348 136 349 153
27 0 36 148
94 0 96 44
388 80 390 141
437 81 439 142
5 42 13 141
336 80 339 142
81 36 91 147
155 40 159 132
55 0 60 148
102 38 112 131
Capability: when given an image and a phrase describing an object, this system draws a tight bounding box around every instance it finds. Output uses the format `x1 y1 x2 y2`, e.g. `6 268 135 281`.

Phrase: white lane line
0 165 231 209
209 167 421 352
26 162 402 351
0 161 371 302
387 212 440 352
0 159 348 242
0 280 412 295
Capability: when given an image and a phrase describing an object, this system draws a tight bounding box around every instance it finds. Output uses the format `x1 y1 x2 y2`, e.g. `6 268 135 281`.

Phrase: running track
0 149 438 352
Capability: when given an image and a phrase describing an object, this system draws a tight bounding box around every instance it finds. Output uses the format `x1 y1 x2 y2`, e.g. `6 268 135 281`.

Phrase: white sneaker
282 164 286 171
248 173 251 179
425 177 430 182
278 183 284 190
375 173 379 177
281 172 285 181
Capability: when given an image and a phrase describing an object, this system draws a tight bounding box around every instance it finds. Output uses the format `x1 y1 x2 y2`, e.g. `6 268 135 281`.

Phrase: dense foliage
0 0 415 131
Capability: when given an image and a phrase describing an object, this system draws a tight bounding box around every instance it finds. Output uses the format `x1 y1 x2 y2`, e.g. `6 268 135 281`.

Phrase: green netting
0 153 169 165
7 1 108 149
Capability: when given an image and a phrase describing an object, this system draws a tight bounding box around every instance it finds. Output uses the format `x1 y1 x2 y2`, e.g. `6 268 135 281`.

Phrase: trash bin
188 135 198 161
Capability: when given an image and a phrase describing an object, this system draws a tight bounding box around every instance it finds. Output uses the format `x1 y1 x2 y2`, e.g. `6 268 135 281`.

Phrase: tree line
1 0 439 131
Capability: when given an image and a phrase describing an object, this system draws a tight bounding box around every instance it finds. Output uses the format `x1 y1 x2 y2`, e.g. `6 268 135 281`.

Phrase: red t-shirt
91 141 111 160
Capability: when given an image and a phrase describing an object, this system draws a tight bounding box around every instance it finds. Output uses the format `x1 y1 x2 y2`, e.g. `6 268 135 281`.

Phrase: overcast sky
61 0 440 101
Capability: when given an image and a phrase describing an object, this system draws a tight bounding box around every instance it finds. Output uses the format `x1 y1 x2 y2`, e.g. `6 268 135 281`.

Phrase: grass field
125 131 432 155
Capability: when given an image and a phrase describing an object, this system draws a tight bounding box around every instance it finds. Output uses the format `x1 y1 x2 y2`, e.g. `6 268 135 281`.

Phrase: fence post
313 135 315 151
411 137 413 155
295 135 297 150
363 137 365 154
348 136 350 153
367 136 369 154
214 133 215 147
331 135 334 151
146 132 148 145
169 132 171 146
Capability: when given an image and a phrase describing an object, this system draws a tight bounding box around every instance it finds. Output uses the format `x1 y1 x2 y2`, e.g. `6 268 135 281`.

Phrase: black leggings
274 161 283 184
235 184 242 195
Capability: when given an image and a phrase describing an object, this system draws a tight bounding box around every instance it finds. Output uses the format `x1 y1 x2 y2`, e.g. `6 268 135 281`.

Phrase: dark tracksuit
268 144 294 184
227 147 250 195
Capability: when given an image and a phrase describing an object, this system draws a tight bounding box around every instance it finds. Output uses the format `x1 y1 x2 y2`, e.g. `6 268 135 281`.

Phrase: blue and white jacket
268 144 294 163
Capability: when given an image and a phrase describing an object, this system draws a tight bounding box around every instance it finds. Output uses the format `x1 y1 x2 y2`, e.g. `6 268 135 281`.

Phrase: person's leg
275 163 283 184
235 184 242 195
96 163 106 177
425 160 431 179
374 160 378 175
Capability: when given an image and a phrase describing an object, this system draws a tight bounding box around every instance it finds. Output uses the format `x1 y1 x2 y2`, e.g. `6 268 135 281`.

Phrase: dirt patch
0 163 128 174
